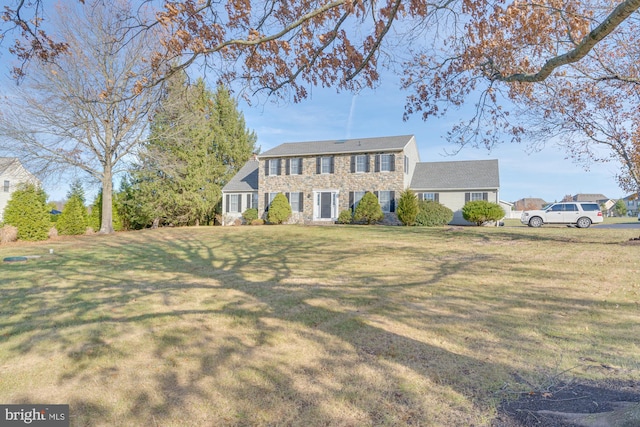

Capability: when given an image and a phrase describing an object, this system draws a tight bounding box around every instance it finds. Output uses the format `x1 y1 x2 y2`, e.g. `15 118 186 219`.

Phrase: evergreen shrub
415 201 454 226
462 200 505 225
353 192 383 224
397 190 419 226
242 208 259 223
2 183 51 241
337 209 353 224
267 193 291 224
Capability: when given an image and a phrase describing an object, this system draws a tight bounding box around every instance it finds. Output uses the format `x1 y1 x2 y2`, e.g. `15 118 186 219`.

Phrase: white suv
520 202 603 228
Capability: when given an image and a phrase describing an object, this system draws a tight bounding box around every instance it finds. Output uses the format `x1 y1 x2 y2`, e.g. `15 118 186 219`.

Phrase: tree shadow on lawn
1 227 638 425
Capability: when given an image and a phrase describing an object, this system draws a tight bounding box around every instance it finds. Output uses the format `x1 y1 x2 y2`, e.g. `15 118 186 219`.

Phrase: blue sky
237 80 624 204
0 47 624 204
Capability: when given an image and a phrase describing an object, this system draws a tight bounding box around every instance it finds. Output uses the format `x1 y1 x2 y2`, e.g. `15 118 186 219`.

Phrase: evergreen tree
396 189 419 226
131 73 257 227
2 183 50 241
57 180 88 235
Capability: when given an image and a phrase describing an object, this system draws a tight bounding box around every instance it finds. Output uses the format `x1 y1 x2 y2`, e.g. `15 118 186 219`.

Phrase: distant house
221 135 501 225
622 193 639 216
0 158 40 222
571 193 615 215
514 198 548 211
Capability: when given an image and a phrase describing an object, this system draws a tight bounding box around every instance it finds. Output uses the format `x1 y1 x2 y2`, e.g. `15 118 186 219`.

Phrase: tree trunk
99 165 115 234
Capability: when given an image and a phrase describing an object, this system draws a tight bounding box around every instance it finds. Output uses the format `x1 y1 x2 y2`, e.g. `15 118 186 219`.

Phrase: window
356 155 367 173
289 158 302 175
375 154 395 172
350 191 366 211
378 191 392 213
321 157 332 174
269 159 279 176
225 194 242 213
3 180 9 192
264 192 278 211
404 155 409 174
288 192 302 212
470 192 485 201
422 192 438 202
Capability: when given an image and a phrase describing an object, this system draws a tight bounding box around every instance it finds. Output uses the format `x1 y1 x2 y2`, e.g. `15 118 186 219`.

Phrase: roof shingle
259 135 414 158
222 160 259 192
410 159 499 190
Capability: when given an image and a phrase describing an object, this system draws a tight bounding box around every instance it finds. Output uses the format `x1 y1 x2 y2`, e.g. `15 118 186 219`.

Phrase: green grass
1 225 639 426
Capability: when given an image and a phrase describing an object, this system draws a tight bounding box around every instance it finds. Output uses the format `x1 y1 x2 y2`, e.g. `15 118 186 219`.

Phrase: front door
314 191 338 220
320 192 332 219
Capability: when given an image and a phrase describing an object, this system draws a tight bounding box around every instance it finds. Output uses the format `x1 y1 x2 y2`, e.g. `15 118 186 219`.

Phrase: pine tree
56 180 88 235
2 183 51 241
129 74 257 227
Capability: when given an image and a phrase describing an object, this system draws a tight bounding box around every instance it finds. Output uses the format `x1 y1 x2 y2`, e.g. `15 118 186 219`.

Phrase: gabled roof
514 198 548 210
410 159 499 190
572 193 609 202
259 135 414 158
222 159 259 192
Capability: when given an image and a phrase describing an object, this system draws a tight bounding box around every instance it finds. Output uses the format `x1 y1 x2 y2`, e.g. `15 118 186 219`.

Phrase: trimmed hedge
415 201 454 227
462 200 505 226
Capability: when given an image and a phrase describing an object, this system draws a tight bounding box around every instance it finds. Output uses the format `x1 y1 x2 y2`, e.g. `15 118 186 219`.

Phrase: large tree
128 75 257 227
0 0 163 234
4 1 640 191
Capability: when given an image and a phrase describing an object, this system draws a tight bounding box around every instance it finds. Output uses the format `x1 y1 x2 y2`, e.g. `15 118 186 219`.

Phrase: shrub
462 200 505 226
396 190 419 226
353 192 384 224
267 193 292 224
251 219 265 225
2 183 51 241
56 194 88 236
415 201 454 226
337 209 353 224
0 225 18 243
242 208 259 222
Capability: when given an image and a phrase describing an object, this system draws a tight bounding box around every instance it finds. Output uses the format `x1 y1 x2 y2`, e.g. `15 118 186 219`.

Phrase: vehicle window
549 204 563 212
563 204 578 211
581 203 600 211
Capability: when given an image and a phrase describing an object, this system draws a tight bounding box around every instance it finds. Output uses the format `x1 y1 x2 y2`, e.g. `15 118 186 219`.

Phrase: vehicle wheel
576 217 592 228
529 216 543 227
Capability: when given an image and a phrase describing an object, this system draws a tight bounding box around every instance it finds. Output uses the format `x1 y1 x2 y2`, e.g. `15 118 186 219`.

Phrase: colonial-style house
0 158 40 222
221 135 500 225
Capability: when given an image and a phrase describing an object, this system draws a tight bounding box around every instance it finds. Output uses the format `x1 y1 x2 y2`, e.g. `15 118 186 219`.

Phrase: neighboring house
221 135 500 225
571 193 615 215
410 159 500 225
0 158 40 222
622 193 639 216
514 198 548 211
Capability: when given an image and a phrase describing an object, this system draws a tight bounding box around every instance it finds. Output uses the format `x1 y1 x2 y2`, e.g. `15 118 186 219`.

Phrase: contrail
346 95 357 138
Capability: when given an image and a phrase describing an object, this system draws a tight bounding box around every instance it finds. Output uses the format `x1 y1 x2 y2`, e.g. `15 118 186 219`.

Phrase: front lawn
1 225 638 426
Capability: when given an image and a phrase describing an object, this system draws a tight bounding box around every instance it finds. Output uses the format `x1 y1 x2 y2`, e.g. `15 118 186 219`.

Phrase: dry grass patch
1 225 639 426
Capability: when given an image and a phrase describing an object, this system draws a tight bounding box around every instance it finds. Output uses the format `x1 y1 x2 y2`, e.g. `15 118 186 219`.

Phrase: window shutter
246 194 252 209
389 154 395 171
465 193 470 203
349 192 354 211
316 157 321 174
366 154 370 172
299 192 304 212
298 158 303 174
225 195 230 213
265 193 269 211
277 159 282 175
264 160 270 176
417 193 423 201
374 191 379 200
390 191 396 212
483 192 488 201
285 192 290 202
285 159 290 175
330 156 334 174
238 195 242 213
350 155 355 173
434 193 439 203
375 155 380 172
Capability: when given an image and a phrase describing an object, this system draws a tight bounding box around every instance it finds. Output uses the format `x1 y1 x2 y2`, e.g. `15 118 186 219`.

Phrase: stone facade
259 151 410 223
